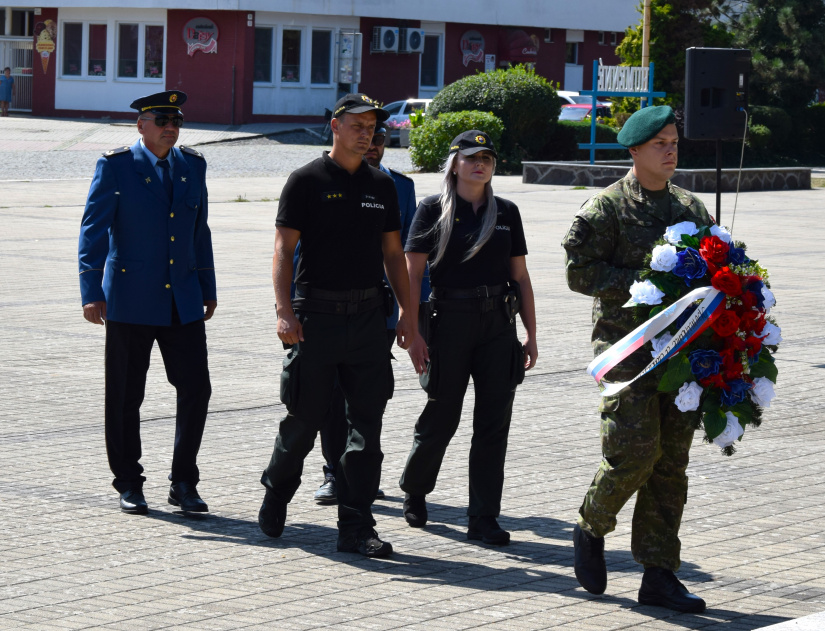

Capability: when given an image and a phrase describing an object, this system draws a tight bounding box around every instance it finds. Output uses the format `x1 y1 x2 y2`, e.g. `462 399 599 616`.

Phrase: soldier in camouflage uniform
562 106 710 613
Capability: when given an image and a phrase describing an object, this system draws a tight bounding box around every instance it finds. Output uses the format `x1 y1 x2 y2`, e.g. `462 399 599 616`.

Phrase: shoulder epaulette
389 167 413 182
180 145 205 159
103 146 130 158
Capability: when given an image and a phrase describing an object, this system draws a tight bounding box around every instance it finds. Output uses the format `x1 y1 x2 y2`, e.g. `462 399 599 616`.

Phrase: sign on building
183 17 219 56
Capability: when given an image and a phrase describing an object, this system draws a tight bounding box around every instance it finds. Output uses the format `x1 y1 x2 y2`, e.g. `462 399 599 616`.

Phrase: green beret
617 105 676 148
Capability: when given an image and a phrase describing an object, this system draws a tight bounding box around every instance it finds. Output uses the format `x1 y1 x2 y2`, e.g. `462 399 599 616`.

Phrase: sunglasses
143 115 184 128
370 134 386 147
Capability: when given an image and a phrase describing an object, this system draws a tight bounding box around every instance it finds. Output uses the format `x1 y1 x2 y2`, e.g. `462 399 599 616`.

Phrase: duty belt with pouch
430 281 521 322
292 284 384 315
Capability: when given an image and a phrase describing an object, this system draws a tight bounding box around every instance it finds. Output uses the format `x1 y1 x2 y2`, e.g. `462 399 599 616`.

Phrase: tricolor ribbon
587 286 726 397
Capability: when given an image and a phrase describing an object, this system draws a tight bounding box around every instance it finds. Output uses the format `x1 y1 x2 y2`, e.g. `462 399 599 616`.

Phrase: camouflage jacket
562 169 712 379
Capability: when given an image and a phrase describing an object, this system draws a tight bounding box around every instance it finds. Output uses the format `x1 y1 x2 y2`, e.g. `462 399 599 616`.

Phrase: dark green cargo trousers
261 306 392 535
399 306 525 516
578 375 699 571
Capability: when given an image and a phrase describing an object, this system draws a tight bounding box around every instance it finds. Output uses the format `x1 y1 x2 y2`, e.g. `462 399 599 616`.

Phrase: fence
0 37 33 112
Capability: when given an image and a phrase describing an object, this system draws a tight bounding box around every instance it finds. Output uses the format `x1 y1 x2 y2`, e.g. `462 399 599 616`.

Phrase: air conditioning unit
400 28 426 54
371 26 399 53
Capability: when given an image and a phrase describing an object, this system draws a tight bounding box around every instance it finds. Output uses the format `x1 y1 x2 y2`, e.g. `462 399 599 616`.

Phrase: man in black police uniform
258 93 414 557
78 90 216 515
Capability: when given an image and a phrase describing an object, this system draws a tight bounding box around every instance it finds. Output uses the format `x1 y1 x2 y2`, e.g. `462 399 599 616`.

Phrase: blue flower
720 379 753 406
672 247 708 287
689 349 722 379
675 303 697 330
728 245 748 266
747 280 765 309
749 348 762 365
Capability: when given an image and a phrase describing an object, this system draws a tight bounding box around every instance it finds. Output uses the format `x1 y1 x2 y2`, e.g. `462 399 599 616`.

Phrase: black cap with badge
332 93 389 121
130 90 187 115
448 130 498 158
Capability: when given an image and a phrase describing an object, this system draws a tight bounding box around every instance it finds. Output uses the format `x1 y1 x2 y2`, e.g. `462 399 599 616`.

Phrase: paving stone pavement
1 126 824 630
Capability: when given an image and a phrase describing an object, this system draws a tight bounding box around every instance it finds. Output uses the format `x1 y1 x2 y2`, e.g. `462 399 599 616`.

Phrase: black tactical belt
293 285 383 315
430 283 508 300
295 285 381 302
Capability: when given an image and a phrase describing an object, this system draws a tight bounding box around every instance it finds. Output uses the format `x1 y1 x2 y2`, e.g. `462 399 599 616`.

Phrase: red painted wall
165 10 254 124
31 8 58 117
580 30 623 90
358 17 422 104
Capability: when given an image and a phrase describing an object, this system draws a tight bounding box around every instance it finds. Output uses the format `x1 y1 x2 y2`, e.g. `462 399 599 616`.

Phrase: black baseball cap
130 90 186 115
448 130 497 158
332 93 389 121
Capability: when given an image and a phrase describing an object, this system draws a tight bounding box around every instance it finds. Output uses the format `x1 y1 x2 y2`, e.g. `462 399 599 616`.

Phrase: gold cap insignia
170 94 178 103
475 135 486 144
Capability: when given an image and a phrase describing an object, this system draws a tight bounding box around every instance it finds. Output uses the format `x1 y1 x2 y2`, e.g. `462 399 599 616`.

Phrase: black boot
467 516 510 546
258 490 287 538
573 524 607 595
403 493 427 527
638 567 706 613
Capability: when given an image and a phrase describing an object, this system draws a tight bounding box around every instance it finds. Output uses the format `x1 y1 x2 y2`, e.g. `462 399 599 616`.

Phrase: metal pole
716 138 722 226
641 0 651 108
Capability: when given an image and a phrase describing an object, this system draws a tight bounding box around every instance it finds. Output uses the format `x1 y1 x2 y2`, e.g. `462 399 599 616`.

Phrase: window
117 23 164 80
254 27 274 82
611 32 618 46
565 42 579 64
310 30 332 84
281 29 301 82
88 24 107 76
598 31 605 45
544 29 554 43
63 23 83 76
420 34 440 88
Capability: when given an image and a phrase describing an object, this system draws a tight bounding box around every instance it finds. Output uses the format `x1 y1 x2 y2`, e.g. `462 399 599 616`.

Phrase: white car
558 90 611 110
382 98 432 145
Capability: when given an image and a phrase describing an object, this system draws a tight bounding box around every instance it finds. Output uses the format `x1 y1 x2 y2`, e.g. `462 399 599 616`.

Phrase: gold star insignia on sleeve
145 177 151 184
327 194 332 199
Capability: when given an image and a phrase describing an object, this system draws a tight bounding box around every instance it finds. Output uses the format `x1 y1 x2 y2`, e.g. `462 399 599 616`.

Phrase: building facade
1 1 637 123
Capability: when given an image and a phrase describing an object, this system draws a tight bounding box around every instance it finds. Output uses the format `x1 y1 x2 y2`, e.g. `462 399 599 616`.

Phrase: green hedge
749 106 792 152
409 110 505 172
539 121 625 161
427 65 560 169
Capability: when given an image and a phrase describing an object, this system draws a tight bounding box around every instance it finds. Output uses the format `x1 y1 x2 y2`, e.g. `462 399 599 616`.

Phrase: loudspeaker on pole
684 47 751 140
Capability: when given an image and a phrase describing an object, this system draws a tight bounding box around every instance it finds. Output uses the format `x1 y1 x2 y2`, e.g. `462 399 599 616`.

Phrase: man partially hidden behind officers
562 105 712 612
258 93 413 557
78 90 216 515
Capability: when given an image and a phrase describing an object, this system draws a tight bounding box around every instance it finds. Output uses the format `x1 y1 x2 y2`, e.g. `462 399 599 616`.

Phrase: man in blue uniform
78 90 217 515
310 121 430 505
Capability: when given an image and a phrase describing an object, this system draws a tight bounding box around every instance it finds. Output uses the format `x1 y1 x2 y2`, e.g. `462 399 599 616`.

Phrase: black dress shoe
258 491 287 538
467 516 511 546
337 529 393 558
638 567 707 613
313 479 337 504
375 488 386 500
168 482 208 513
119 489 148 514
573 524 607 594
403 493 427 527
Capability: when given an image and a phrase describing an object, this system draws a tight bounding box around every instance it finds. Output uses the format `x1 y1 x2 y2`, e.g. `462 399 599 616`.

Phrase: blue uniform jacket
78 140 216 326
290 163 429 329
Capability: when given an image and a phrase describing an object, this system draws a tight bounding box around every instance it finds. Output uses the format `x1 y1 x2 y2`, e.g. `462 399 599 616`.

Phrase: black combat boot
638 567 706 613
573 524 607 595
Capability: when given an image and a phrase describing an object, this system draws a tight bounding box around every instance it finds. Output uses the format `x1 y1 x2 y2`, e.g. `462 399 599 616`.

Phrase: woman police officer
399 130 538 545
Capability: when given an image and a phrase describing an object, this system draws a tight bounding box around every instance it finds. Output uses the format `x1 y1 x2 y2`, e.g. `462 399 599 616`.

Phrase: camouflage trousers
577 378 699 571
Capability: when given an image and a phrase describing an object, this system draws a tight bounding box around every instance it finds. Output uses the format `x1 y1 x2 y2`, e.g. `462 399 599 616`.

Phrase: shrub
409 110 504 172
427 65 560 169
798 104 825 159
539 121 625 161
746 124 771 152
749 106 792 152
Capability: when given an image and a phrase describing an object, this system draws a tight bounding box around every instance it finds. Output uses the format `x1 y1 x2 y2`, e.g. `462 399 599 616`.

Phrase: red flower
711 310 741 337
720 347 743 380
745 335 763 358
712 267 743 296
724 335 747 351
700 373 729 390
741 291 758 310
699 236 730 265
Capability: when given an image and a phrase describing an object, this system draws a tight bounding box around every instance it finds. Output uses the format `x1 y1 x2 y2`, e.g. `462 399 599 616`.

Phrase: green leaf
701 391 722 414
702 408 727 439
658 354 692 392
696 226 711 240
681 234 700 249
648 272 682 298
649 305 664 318
728 401 755 426
749 352 778 382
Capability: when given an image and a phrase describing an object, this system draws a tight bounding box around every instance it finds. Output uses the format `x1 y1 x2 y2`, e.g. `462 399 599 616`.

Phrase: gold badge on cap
170 94 178 103
475 135 486 144
361 95 372 103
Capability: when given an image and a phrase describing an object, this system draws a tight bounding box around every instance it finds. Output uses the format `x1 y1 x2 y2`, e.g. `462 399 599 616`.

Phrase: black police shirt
405 194 527 288
276 152 401 290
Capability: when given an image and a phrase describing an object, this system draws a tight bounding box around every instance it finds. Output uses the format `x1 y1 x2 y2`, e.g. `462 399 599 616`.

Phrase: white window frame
59 21 108 81
309 28 334 87
598 31 605 45
115 21 165 83
278 25 305 88
611 32 618 46
419 32 443 90
253 25 276 85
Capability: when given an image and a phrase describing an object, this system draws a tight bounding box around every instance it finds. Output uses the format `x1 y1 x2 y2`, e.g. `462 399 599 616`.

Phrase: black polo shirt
405 194 528 288
277 152 401 290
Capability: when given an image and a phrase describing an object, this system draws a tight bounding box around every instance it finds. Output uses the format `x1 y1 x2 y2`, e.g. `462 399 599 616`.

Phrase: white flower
761 286 776 309
629 280 665 305
749 376 776 408
710 225 733 243
651 331 673 358
650 244 679 272
674 381 703 412
664 221 698 245
713 411 745 448
759 322 782 346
